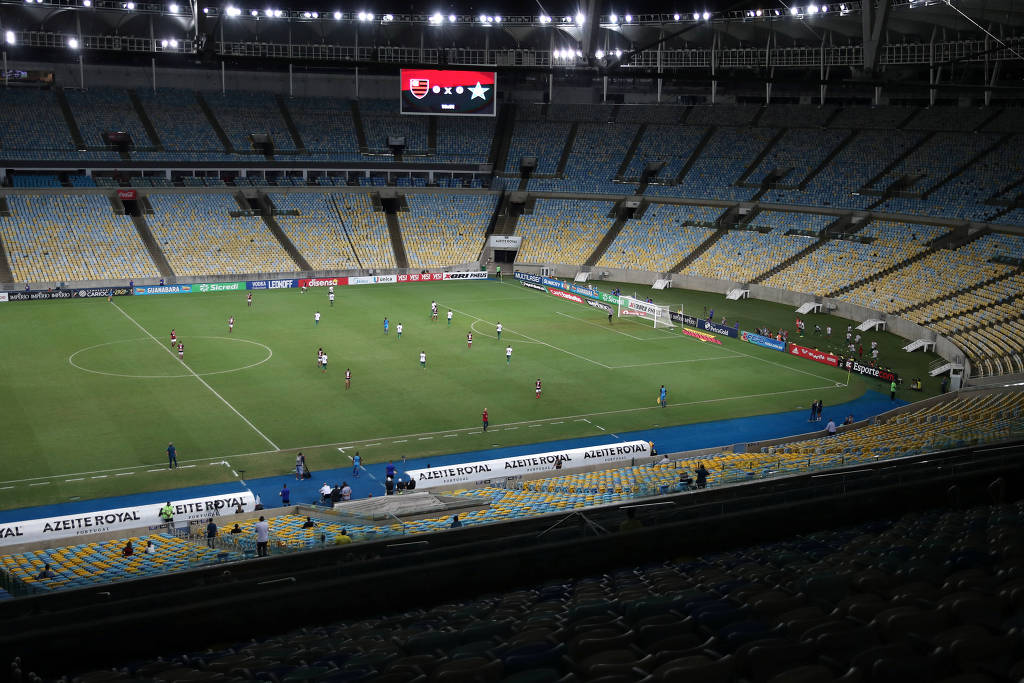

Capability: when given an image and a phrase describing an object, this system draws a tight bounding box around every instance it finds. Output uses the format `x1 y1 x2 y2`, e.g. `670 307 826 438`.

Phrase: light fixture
692 12 699 19
575 49 582 57
494 15 501 22
429 11 443 23
575 11 585 24
124 2 134 9
756 9 762 15
808 4 818 13
302 10 311 17
311 11 318 17
479 13 487 21
5 30 16 45
595 49 604 58
333 10 342 19
448 13 456 22
609 12 618 23
625 13 632 21
169 38 178 47
673 12 680 19
614 48 621 57
539 14 550 22
250 9 258 16
168 2 178 11
226 6 241 16
202 7 208 13
790 6 799 14
702 11 709 19
265 8 273 16
68 37 79 48
273 9 282 17
563 15 572 22
383 13 392 20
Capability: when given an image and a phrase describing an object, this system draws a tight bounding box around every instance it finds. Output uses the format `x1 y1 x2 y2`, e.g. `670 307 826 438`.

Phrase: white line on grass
29 482 49 486
115 472 134 476
1 384 842 488
555 311 651 340
111 302 280 451
610 356 742 369
445 305 613 369
65 478 84 482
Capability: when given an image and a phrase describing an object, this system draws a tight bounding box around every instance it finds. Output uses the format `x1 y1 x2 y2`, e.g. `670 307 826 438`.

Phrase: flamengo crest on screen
400 69 497 116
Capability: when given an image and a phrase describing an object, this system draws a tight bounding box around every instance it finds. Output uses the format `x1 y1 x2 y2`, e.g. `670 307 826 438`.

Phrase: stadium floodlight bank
617 296 675 329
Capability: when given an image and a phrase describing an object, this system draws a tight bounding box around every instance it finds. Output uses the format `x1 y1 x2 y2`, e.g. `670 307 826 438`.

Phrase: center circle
68 337 273 379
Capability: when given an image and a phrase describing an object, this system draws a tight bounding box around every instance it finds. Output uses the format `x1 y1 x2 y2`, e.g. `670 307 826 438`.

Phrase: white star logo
468 81 490 100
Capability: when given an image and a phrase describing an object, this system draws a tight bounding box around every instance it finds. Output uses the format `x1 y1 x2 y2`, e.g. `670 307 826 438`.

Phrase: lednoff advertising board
0 491 257 547
788 342 840 367
407 441 651 490
400 69 497 116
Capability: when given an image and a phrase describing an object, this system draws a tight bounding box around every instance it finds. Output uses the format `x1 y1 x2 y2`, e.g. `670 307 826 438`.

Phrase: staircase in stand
128 90 163 150
350 100 369 154
488 103 516 173
381 201 409 269
427 116 438 155
55 87 86 150
276 95 306 153
130 213 174 278
615 124 648 178
670 225 727 273
327 195 365 270
254 194 312 271
674 127 716 184
554 123 579 177
736 128 788 185
825 245 938 299
196 93 234 153
861 131 937 193
584 203 632 267
922 133 1014 200
0 224 16 283
799 129 859 189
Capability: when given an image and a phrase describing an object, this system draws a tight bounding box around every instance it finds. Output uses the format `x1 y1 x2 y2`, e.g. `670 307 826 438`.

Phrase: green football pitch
0 279 942 511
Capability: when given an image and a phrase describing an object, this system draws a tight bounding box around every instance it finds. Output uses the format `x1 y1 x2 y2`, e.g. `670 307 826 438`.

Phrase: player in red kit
467 332 473 349
535 378 542 398
170 329 177 348
247 292 253 307
228 316 234 333
177 342 184 360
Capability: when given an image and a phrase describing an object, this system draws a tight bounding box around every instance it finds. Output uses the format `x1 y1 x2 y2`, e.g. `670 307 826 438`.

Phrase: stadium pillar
710 32 718 104
656 31 663 103
861 0 891 77
152 57 156 92
289 63 293 98
221 60 225 94
602 75 607 102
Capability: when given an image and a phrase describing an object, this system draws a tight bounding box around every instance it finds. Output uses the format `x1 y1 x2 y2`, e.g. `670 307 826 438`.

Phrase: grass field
0 278 943 511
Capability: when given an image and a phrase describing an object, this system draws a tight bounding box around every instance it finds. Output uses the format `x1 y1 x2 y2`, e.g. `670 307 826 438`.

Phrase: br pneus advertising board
400 69 496 116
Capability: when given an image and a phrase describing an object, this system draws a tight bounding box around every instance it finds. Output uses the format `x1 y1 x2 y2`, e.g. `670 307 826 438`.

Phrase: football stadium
1 0 1024 678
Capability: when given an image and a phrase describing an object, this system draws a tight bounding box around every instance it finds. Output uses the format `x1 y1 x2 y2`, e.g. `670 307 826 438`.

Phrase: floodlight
808 4 818 13
169 38 178 47
494 15 500 21
273 9 281 17
226 6 241 16
625 13 631 21
575 11 584 24
539 14 550 22
790 6 799 14
614 48 621 57
333 10 341 18
609 13 617 22
448 13 456 21
125 2 135 9
68 37 79 48
756 9 762 15
595 49 604 58
429 11 443 23
575 49 581 56
250 9 257 15
168 3 178 11
383 13 392 20
5 30 16 45
702 11 709 19
673 12 680 19
692 12 699 19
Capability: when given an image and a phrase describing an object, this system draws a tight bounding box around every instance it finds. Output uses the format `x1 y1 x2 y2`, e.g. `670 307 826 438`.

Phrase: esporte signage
407 440 651 490
843 359 899 383
0 491 257 547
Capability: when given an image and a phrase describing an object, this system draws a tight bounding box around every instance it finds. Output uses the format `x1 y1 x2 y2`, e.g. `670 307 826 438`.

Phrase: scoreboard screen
400 69 497 117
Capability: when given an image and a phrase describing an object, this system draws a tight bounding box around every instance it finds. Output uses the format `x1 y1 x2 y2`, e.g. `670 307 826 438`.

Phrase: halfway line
111 302 280 451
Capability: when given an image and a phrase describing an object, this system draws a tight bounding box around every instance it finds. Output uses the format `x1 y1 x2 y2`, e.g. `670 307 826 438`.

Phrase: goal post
617 296 675 328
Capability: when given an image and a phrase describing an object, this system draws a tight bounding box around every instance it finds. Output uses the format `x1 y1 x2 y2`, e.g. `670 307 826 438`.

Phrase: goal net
617 296 675 328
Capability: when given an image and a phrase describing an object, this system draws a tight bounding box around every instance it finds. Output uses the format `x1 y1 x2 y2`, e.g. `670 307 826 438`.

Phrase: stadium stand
267 192 395 270
285 96 362 161
514 198 616 265
597 203 719 272
503 118 573 174
686 104 759 126
528 122 638 193
623 124 708 182
146 193 298 275
400 193 498 267
63 87 153 149
756 104 838 128
671 126 776 201
681 228 811 283
868 132 1000 195
0 194 159 282
203 91 297 154
1 533 238 593
359 98 428 155
133 88 228 160
0 89 78 160
828 105 918 129
434 116 495 164
841 232 1024 313
746 128 850 187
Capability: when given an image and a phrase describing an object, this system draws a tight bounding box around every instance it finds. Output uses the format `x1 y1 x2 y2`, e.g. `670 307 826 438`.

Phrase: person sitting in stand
229 523 243 534
677 471 694 491
121 540 134 557
302 517 317 529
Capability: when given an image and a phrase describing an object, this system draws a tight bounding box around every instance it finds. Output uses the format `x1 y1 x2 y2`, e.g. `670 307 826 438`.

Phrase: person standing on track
352 452 361 478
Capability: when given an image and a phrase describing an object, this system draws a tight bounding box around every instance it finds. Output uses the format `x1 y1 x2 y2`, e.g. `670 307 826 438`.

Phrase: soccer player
396 322 403 339
228 316 234 333
496 322 502 340
321 351 328 373
345 368 351 389
447 309 453 326
329 291 335 307
178 342 184 361
384 317 389 335
420 351 426 368
660 385 667 408
170 328 177 348
315 310 321 326
535 378 542 398
352 452 361 477
467 332 473 349
247 292 253 307
317 347 323 369
482 408 489 432
328 285 334 294
431 301 438 321
506 345 512 364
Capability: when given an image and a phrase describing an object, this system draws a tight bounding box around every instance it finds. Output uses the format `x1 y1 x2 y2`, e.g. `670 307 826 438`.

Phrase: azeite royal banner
407 441 651 490
0 491 257 547
400 69 497 116
788 343 839 367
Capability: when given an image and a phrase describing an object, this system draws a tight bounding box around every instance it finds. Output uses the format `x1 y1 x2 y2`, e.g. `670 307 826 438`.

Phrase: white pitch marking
0 486 12 490
112 302 280 451
364 442 381 447
115 472 134 476
596 425 607 431
180 465 196 469
418 436 433 440
29 482 49 486
92 475 107 479
504 426 518 430
551 421 564 425
443 434 459 438
65 478 84 482
148 469 165 473
394 439 408 443
68 336 273 379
